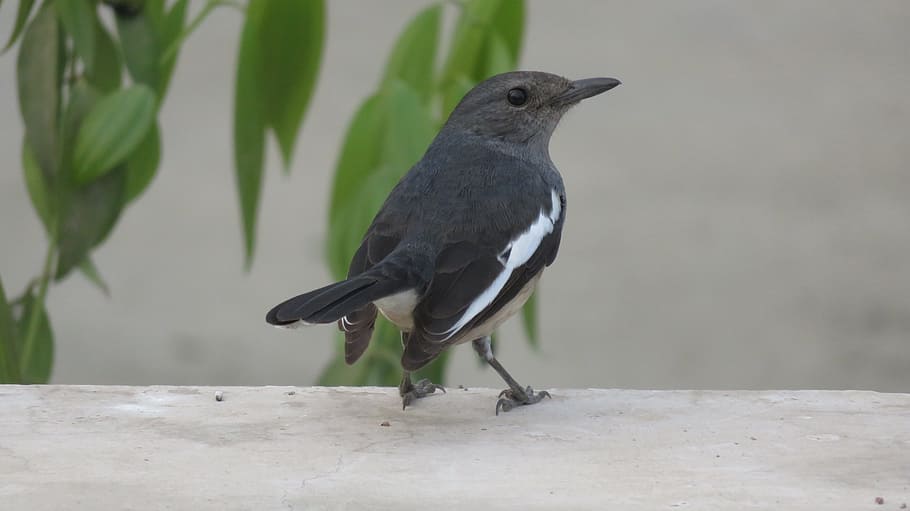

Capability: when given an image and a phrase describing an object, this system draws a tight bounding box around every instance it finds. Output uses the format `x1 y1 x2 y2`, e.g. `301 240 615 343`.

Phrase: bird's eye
507 87 528 106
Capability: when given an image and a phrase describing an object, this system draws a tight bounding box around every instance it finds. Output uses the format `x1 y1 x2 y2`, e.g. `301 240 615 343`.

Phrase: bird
266 71 620 414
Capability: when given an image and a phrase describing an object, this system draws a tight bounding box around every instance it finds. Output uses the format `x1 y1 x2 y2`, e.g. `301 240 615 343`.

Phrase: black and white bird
266 71 620 413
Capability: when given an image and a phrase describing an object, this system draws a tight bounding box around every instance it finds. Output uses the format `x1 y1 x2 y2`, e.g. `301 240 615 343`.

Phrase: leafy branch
0 0 325 383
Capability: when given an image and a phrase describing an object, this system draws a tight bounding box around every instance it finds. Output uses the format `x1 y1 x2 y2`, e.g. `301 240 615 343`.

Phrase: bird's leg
398 332 445 410
399 371 446 410
472 336 550 415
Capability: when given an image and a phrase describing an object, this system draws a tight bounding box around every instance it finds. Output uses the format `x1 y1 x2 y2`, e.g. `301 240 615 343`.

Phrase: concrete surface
1 2 910 390
1 386 908 510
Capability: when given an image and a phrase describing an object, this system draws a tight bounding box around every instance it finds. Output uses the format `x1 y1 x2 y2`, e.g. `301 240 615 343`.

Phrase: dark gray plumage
266 71 620 413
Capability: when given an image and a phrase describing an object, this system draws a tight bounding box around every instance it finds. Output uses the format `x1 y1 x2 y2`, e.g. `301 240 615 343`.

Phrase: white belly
374 289 419 330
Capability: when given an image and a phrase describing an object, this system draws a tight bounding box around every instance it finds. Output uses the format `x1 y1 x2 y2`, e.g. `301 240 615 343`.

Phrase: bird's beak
551 77 621 107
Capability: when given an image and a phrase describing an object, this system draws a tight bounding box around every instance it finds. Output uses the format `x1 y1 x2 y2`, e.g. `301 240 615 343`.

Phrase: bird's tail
265 272 406 327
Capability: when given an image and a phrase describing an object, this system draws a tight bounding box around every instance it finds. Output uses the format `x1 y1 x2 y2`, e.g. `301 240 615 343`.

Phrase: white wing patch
429 189 562 341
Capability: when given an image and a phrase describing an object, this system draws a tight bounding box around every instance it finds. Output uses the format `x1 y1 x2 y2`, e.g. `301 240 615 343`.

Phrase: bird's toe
495 386 551 415
401 379 445 410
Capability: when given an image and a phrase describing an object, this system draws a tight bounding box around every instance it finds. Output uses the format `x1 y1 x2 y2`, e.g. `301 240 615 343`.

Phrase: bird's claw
495 386 551 415
401 378 446 410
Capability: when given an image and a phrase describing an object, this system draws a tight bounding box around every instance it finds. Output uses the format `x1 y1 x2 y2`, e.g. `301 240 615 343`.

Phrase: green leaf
22 139 53 234
157 0 187 96
381 81 436 171
257 0 325 168
231 0 326 267
382 4 441 103
482 33 513 78
488 0 524 65
115 6 160 89
326 166 399 280
439 0 502 86
472 1 524 82
2 0 37 52
124 122 161 202
56 80 128 280
86 20 122 93
141 0 166 26
441 74 474 121
233 1 266 268
14 289 54 383
440 0 525 86
78 257 110 296
324 203 355 280
520 290 539 349
327 94 386 228
16 1 62 183
73 85 157 184
158 0 200 64
159 0 247 70
61 79 102 166
56 169 126 280
55 0 96 74
325 86 435 280
325 84 436 280
0 275 22 383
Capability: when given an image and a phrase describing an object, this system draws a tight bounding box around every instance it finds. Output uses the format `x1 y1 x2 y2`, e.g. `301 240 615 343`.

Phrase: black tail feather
266 276 403 326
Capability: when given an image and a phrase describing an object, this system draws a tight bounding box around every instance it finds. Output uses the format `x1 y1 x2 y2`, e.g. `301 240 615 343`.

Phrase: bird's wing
402 189 565 370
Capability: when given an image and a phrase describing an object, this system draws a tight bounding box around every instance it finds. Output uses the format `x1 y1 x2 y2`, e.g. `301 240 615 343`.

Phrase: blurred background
1 0 908 391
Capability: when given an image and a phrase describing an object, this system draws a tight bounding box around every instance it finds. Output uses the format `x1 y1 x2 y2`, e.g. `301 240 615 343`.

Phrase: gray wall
1 1 908 390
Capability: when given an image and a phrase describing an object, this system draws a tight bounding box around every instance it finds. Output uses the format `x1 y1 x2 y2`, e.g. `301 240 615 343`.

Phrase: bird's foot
496 386 551 415
401 378 446 410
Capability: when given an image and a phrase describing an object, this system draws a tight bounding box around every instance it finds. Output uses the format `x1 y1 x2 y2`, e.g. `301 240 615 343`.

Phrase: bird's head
442 71 621 146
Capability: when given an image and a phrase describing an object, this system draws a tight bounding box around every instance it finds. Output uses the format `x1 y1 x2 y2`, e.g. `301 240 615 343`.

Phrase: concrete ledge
1 386 908 510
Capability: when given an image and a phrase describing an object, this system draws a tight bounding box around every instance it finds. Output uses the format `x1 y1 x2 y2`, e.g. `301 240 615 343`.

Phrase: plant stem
160 0 245 66
0 276 22 383
19 241 55 379
9 278 38 307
